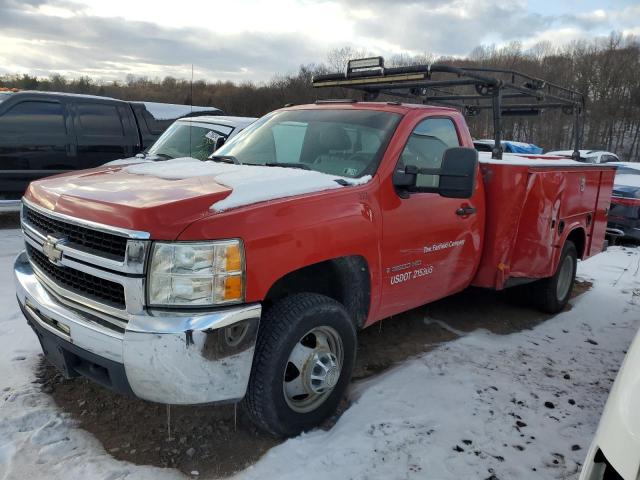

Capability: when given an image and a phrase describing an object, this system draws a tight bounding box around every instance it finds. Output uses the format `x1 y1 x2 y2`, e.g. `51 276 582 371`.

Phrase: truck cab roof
284 101 458 116
2 90 126 103
4 91 223 117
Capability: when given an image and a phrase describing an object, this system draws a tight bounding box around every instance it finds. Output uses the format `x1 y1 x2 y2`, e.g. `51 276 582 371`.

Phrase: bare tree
2 33 638 160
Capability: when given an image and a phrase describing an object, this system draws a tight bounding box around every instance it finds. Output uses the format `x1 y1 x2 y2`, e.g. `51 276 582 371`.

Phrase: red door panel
377 115 484 318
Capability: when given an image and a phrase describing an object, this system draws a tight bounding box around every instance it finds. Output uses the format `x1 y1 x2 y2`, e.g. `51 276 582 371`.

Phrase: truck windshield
213 109 401 178
147 121 233 160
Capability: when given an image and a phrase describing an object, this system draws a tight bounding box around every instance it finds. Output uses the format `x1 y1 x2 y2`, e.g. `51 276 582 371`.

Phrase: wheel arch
565 226 586 259
263 256 371 329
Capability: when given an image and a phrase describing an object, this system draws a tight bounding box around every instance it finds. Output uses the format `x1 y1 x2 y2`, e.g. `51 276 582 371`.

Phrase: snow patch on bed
124 157 372 212
479 152 614 167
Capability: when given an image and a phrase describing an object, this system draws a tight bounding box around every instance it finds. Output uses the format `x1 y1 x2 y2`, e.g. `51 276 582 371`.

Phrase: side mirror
438 147 478 198
214 136 226 151
392 147 478 199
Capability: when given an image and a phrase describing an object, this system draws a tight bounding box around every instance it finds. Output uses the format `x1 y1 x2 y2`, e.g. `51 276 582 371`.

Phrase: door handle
456 205 476 216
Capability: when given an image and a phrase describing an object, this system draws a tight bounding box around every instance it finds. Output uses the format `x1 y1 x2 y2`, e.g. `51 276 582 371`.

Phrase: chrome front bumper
14 251 261 405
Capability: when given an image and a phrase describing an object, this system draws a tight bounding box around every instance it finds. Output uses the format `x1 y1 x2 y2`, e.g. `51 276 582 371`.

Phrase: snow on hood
104 156 153 166
124 157 371 212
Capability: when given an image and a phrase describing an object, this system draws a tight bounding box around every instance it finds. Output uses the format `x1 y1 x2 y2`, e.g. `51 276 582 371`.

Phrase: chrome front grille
24 205 128 260
20 199 151 324
26 243 126 309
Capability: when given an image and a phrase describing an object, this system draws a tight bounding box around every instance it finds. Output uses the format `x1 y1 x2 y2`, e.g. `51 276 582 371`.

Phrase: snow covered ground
1 227 639 480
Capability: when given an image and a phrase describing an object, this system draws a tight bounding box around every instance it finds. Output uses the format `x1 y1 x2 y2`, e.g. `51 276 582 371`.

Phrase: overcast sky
0 0 638 83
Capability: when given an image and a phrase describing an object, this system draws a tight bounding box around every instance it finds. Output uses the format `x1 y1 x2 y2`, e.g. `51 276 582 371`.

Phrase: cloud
333 0 640 57
0 0 637 82
351 2 531 54
0 0 324 81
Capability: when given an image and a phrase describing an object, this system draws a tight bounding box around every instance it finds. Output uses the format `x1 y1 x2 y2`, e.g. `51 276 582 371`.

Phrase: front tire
531 240 578 314
243 293 357 437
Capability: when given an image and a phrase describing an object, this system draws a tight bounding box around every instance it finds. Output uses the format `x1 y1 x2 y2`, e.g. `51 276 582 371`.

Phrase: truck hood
26 162 233 240
25 157 372 239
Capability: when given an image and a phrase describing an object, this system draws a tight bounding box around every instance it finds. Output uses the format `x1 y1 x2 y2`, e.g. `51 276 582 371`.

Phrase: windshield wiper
209 155 241 165
207 157 311 169
264 162 310 170
150 153 174 161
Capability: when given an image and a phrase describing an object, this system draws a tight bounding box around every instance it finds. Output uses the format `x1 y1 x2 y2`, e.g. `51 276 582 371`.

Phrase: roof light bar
346 57 385 77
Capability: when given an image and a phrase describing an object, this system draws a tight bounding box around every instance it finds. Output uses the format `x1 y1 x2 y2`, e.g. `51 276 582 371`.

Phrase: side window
0 101 65 135
399 117 460 188
140 108 171 135
77 103 124 136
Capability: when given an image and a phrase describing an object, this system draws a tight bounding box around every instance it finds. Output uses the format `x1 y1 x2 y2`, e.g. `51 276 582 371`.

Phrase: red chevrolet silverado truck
14 60 616 437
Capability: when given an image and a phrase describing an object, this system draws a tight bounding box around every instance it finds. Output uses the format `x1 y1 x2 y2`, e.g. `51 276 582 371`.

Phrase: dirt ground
36 279 591 478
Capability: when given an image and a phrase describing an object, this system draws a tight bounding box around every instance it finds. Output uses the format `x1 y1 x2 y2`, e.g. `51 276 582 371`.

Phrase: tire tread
243 293 355 436
530 241 577 314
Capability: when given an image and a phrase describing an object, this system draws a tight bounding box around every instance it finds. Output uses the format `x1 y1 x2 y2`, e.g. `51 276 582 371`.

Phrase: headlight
148 240 244 306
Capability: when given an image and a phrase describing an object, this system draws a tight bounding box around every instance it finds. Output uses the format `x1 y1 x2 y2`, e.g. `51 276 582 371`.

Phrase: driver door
378 116 483 318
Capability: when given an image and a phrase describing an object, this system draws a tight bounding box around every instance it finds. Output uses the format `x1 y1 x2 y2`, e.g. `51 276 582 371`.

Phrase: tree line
2 33 639 160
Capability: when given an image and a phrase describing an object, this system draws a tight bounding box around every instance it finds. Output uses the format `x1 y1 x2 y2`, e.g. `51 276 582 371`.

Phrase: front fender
177 181 382 311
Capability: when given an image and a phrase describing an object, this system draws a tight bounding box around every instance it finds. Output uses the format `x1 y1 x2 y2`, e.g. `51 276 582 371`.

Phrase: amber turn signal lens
224 275 243 301
225 244 242 272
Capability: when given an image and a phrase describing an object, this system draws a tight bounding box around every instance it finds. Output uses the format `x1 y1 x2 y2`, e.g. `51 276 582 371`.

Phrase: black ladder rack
312 56 585 160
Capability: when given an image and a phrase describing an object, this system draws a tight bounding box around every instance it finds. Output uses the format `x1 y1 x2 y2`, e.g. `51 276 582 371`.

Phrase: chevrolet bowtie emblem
42 235 64 265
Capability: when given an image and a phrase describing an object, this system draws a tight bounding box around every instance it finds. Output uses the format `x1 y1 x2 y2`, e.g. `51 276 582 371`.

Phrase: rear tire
243 293 356 437
530 240 577 314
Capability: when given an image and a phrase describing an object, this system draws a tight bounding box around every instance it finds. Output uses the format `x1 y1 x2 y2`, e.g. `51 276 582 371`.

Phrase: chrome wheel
556 254 574 301
283 326 344 413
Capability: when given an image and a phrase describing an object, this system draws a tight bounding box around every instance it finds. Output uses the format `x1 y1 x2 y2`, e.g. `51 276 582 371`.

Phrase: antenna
189 64 193 159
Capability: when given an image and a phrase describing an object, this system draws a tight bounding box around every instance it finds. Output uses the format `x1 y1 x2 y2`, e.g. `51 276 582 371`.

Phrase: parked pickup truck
606 162 640 241
14 62 616 438
0 91 222 209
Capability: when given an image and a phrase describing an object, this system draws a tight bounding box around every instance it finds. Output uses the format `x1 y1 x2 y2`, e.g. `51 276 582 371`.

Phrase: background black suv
0 91 221 207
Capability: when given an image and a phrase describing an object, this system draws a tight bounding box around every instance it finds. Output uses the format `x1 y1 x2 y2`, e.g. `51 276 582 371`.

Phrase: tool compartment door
508 170 563 279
